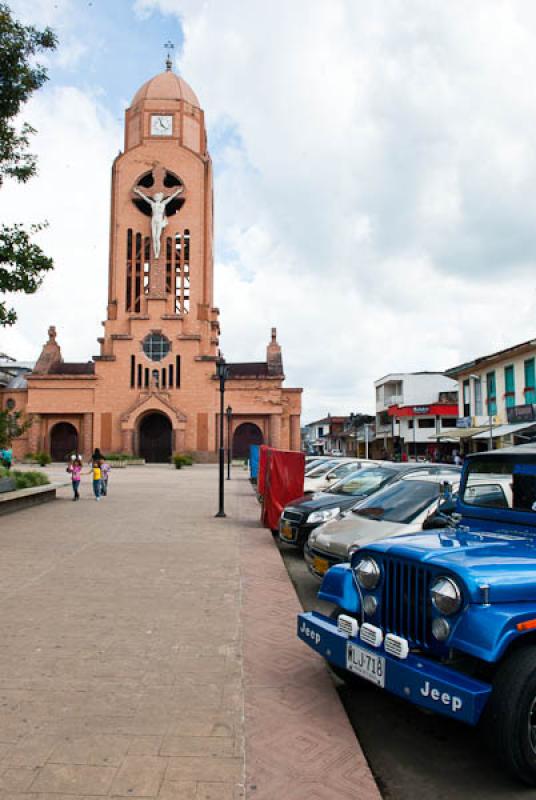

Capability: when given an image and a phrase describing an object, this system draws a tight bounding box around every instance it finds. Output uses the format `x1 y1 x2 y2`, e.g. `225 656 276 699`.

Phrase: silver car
304 472 460 580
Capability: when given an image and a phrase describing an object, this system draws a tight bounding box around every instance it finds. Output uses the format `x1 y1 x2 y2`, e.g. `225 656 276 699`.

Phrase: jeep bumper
297 611 492 725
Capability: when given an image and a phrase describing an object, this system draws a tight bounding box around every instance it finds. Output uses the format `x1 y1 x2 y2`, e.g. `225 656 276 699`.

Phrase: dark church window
143 333 171 362
169 363 174 387
137 363 142 388
130 355 135 388
134 232 142 312
176 355 181 388
162 368 167 388
126 228 133 311
144 368 149 388
143 237 150 295
152 369 160 388
174 230 191 314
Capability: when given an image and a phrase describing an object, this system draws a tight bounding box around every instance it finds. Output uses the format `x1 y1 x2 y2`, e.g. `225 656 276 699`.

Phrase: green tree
0 408 30 448
0 3 57 326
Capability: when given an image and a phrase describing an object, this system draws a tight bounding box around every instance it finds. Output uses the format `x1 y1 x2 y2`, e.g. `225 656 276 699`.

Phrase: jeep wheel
484 646 536 785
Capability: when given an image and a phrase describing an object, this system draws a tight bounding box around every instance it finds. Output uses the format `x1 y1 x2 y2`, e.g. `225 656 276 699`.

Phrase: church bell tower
101 63 218 344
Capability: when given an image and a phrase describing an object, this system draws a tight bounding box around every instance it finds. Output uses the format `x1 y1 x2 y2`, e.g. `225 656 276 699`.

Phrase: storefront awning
427 427 488 441
472 422 536 440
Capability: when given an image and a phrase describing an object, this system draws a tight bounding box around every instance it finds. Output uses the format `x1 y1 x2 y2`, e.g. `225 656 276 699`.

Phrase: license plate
312 556 329 575
346 643 386 687
280 521 295 541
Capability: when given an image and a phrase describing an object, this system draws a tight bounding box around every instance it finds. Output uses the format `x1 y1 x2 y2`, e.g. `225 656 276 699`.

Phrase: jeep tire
484 645 536 785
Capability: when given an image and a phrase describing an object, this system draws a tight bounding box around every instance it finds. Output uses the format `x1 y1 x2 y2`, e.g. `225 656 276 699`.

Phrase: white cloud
134 0 536 419
0 86 121 362
3 0 536 423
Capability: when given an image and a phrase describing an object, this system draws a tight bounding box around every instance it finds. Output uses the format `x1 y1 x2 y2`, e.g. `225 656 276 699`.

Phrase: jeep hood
285 492 360 514
367 529 536 604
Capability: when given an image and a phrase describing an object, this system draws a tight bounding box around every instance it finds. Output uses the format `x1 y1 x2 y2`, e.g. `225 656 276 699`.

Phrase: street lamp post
226 405 233 480
364 423 370 459
215 356 229 517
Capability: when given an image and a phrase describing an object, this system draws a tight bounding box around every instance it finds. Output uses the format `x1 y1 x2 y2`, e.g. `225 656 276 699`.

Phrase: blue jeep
297 446 536 784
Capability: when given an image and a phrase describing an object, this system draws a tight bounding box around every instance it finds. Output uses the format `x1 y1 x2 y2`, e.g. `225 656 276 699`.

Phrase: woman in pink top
66 456 83 501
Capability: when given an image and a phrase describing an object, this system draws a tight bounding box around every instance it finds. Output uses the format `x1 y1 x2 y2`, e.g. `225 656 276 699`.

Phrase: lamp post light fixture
215 355 229 517
226 405 233 480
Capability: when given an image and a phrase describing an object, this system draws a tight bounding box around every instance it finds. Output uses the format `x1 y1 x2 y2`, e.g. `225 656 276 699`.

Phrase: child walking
91 460 103 501
66 455 82 501
100 461 111 496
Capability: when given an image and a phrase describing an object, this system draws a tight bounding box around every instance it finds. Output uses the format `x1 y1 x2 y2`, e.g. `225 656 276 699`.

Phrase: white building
445 337 536 449
375 372 458 459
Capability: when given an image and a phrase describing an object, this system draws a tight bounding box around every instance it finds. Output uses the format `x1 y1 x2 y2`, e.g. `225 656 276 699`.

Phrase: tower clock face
151 114 173 136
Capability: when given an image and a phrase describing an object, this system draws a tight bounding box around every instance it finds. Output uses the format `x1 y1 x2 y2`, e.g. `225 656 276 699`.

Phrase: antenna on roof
164 40 174 71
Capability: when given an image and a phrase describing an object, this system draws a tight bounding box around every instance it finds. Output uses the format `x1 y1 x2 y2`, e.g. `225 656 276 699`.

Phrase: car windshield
462 454 536 511
330 466 396 496
353 479 440 523
327 461 360 480
305 460 342 478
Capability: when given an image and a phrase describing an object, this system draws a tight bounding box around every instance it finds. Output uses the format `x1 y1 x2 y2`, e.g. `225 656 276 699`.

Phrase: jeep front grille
380 558 433 648
282 510 304 524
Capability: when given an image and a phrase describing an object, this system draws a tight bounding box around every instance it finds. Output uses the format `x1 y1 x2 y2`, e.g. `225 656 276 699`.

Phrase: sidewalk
0 464 380 799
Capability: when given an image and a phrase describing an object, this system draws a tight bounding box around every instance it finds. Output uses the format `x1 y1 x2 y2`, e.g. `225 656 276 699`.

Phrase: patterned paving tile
239 487 381 800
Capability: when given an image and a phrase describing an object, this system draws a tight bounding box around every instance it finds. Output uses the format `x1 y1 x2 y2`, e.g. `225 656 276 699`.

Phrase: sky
1 0 536 422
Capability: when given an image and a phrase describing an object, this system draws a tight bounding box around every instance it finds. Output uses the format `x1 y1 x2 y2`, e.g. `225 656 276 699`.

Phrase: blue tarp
250 444 260 480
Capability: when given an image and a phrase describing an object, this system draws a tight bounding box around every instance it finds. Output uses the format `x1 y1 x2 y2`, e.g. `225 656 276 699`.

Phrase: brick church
1 65 302 462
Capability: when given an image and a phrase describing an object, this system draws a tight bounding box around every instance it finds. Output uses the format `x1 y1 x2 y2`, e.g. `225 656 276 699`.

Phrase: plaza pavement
0 463 380 799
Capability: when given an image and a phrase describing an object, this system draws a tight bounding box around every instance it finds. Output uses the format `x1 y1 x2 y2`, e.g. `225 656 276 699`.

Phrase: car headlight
308 507 340 524
354 557 381 590
430 576 462 615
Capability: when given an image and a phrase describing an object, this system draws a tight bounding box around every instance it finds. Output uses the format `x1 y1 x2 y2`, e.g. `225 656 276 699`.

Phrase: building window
463 379 471 417
474 377 483 416
486 371 497 416
441 417 458 427
175 355 181 388
130 355 135 388
143 333 170 362
418 418 435 428
524 358 536 404
6 398 15 410
151 369 160 388
504 364 515 409
408 420 414 429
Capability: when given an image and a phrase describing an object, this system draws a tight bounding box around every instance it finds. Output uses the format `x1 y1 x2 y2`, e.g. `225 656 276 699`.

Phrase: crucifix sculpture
132 165 184 260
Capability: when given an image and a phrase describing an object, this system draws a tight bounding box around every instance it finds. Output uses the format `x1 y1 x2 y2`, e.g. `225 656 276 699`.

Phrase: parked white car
303 459 377 494
304 471 462 580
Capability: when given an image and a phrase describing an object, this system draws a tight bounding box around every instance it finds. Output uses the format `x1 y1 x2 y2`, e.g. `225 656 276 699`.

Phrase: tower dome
130 70 200 109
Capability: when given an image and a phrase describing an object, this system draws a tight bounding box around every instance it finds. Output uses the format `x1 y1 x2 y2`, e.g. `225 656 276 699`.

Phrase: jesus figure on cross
133 185 184 259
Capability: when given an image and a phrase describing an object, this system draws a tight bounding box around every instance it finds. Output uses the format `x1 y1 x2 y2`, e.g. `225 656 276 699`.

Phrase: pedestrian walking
1 446 12 469
101 460 111 496
66 455 82 501
91 461 102 500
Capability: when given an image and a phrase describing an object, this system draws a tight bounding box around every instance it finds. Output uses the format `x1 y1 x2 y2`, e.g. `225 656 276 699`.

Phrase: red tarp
259 446 305 530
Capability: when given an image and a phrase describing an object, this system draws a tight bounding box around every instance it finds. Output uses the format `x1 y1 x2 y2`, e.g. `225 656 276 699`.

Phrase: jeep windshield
353 479 440 524
462 452 536 512
329 466 397 497
305 459 342 478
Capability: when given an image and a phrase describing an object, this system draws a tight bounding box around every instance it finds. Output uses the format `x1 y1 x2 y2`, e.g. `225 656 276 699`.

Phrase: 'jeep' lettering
299 620 321 645
420 681 462 712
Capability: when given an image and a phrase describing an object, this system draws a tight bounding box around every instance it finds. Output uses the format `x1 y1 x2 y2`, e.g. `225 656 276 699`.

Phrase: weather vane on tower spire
164 40 174 71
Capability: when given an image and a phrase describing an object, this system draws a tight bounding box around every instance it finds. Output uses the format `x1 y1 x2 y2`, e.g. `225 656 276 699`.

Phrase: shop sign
507 404 536 424
456 417 472 428
412 406 430 414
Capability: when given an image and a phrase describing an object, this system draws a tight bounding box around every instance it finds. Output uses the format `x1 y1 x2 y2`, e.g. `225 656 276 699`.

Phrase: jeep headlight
354 557 381 590
308 507 340 524
430 576 462 616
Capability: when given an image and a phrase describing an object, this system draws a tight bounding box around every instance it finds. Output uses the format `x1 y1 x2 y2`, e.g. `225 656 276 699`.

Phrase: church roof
131 70 200 108
48 362 95 376
228 362 270 378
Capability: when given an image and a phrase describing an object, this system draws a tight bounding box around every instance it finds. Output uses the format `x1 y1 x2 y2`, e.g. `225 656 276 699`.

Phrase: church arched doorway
50 422 78 462
139 412 172 463
232 423 263 459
